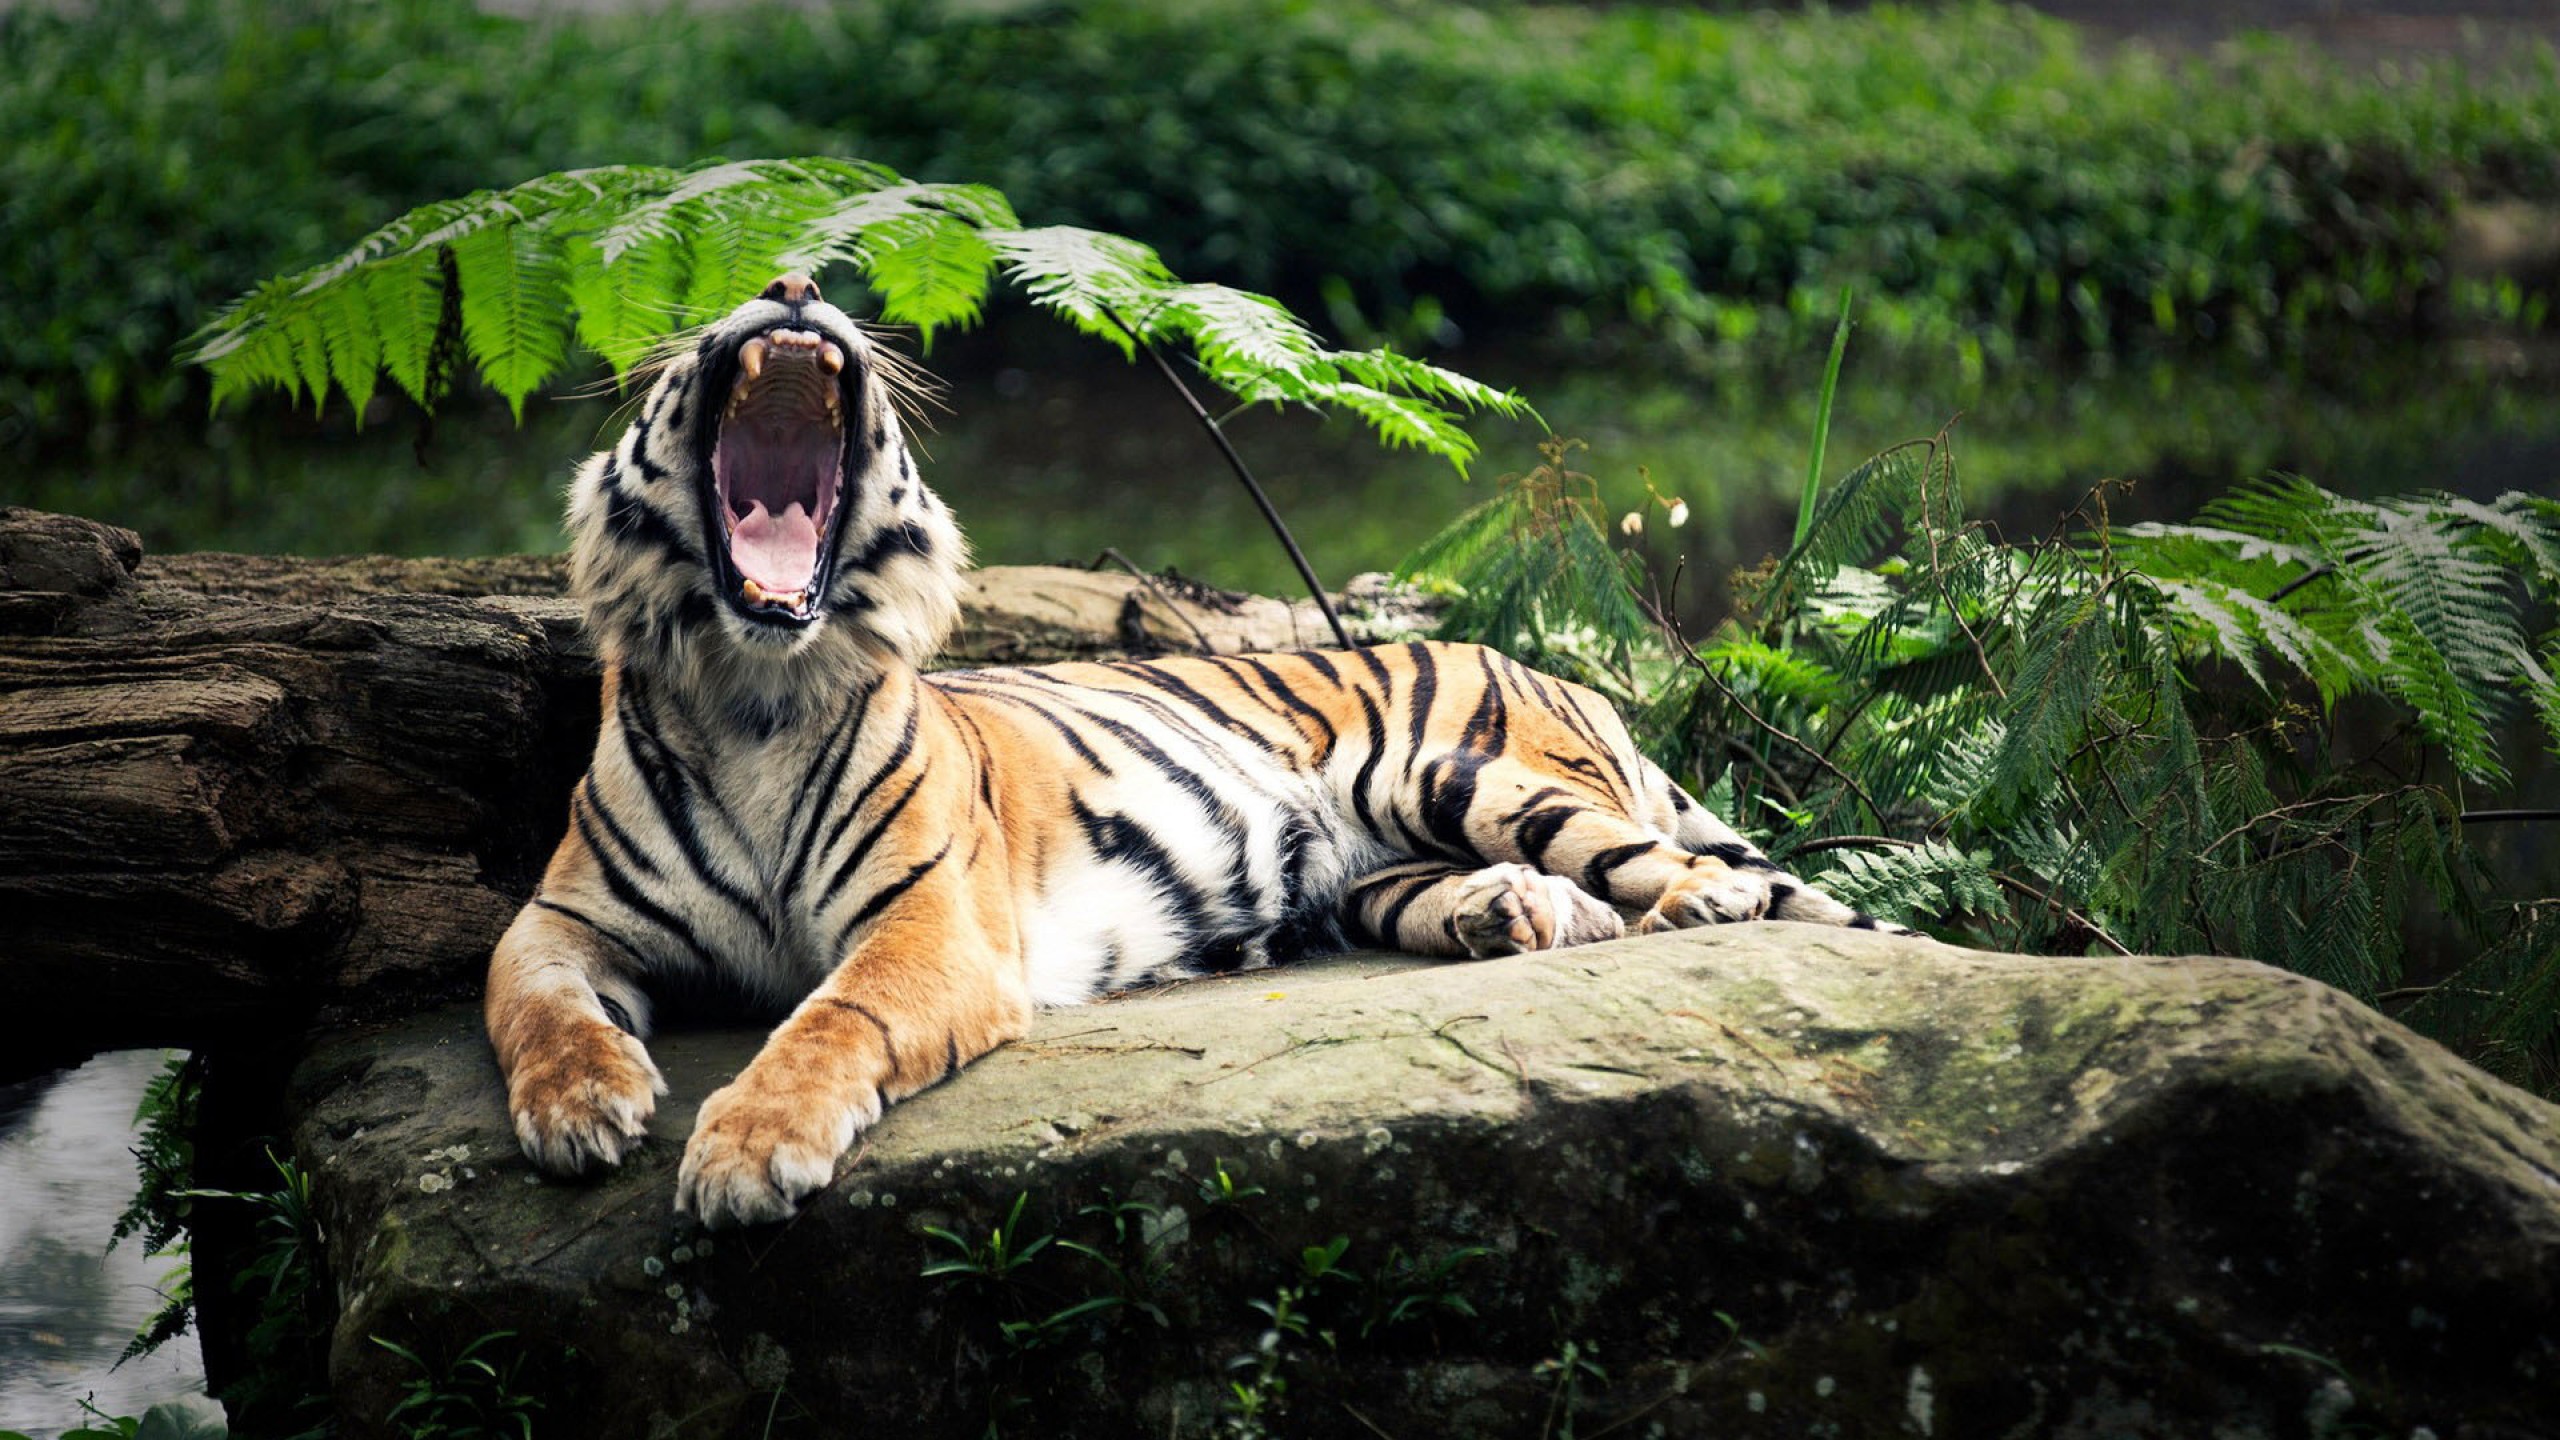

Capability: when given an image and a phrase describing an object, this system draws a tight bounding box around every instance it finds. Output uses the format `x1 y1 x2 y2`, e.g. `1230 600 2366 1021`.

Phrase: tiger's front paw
1635 861 1770 931
675 1078 878 1228
508 1020 667 1175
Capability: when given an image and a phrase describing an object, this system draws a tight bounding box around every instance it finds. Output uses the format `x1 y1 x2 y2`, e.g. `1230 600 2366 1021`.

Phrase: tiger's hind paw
1635 862 1770 932
1452 863 1624 958
508 1020 667 1175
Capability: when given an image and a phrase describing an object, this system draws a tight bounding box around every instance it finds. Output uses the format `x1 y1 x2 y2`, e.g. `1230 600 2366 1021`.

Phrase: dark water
14 327 2560 611
0 1052 205 1433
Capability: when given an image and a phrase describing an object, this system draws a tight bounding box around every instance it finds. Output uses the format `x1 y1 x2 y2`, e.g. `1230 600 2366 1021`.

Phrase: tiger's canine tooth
819 343 844 375
742 577 769 605
741 337 768 380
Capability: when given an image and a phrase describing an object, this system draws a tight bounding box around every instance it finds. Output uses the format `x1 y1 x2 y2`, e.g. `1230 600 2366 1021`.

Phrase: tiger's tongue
729 501 821 592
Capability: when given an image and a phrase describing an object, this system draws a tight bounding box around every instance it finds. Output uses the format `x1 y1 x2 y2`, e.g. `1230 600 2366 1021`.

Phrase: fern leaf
452 222 568 421
987 225 1176 350
363 250 447 407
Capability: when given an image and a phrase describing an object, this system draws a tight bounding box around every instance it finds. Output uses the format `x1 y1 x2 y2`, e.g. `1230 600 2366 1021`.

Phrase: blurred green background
5 0 2559 599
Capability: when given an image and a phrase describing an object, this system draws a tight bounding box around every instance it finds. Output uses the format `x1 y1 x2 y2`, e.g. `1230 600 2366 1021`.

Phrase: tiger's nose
761 272 821 306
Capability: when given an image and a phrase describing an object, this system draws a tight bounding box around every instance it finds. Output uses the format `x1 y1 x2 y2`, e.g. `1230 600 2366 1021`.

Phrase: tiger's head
566 273 965 698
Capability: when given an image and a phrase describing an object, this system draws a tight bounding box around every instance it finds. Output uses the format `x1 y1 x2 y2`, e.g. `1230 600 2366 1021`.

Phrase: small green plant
373 1330 541 1440
1195 1159 1269 1212
1221 1286 1318 1440
107 1053 203 1368
1532 1338 1607 1440
187 1150 332 1430
921 1191 1056 1286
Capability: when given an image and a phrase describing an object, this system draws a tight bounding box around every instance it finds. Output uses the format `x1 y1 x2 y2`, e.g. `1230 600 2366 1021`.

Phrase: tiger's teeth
741 337 768 380
819 343 844 375
742 577 768 604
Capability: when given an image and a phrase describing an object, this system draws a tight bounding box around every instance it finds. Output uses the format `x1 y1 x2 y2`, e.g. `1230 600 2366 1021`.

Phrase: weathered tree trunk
0 508 1431 1072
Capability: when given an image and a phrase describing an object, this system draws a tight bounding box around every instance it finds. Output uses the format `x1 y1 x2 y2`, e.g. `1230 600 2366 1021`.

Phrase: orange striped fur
486 277 1913 1227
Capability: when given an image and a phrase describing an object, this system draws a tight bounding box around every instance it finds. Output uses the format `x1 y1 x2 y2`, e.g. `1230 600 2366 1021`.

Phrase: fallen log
0 507 1434 1070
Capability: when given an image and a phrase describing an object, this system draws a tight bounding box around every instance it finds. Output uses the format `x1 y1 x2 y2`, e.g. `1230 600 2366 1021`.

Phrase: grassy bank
5 0 2558 444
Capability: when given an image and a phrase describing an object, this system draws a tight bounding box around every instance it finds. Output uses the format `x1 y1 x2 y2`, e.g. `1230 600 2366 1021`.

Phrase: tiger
485 271 1917 1229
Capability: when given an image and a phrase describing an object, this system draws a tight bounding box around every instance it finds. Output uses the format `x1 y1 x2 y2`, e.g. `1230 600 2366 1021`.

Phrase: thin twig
2269 563 2336 604
1102 304 1355 649
1667 625 1890 831
1342 1403 1400 1440
2460 809 2560 825
1093 547 1217 655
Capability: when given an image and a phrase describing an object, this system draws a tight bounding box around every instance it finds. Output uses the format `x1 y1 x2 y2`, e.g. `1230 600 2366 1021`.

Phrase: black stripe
1498 786 1571 825
821 998 901 1081
1372 872 1444 946
1072 795 1204 930
776 680 882 900
1236 656 1338 751
569 829 717 971
1401 642 1440 773
807 692 922 878
817 768 928 911
1348 688 1391 838
616 687 774 940
933 680 1114 773
1345 863 1441 906
1354 646 1395 698
1515 805 1579 867
1582 842 1660 901
529 896 652 971
831 840 953 955
602 474 691 562
944 1031 961 1080
1692 840 1780 872
1542 750 1619 797
579 783 663 880
1109 662 1272 746
997 668 1270 798
1293 650 1343 687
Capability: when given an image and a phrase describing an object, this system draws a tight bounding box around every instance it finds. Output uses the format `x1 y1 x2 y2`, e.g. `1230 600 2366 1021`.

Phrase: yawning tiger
485 273 1914 1228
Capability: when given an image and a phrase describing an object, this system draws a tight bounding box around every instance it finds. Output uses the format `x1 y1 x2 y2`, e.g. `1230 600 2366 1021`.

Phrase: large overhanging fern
183 158 1531 466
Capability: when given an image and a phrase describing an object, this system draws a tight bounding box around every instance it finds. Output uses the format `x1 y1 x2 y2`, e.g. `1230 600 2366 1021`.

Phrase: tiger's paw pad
1453 864 1624 958
675 1081 876 1229
1636 863 1770 931
509 1022 667 1176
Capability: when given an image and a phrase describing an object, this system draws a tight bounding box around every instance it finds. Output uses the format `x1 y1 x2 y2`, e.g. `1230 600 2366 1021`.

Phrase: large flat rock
288 928 2560 1439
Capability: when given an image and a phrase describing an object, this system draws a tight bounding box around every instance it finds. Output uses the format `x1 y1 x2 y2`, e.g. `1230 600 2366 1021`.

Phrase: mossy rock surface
285 927 2560 1438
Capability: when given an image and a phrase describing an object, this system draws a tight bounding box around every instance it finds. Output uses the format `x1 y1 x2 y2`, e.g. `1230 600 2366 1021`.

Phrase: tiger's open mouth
709 327 849 625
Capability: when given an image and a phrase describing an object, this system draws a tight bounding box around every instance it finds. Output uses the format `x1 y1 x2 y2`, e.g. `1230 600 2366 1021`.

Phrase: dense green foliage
184 159 1528 468
9 0 2559 442
1409 426 2560 1094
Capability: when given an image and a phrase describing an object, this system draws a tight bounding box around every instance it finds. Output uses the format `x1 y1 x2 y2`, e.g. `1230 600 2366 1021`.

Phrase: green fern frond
1806 840 2005 926
187 159 1520 467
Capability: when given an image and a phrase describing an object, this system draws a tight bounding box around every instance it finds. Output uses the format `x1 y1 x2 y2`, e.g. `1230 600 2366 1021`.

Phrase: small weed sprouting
1197 1160 1268 1212
1533 1339 1608 1440
1222 1285 1318 1440
1360 1243 1491 1339
921 1192 1056 1286
373 1330 541 1440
